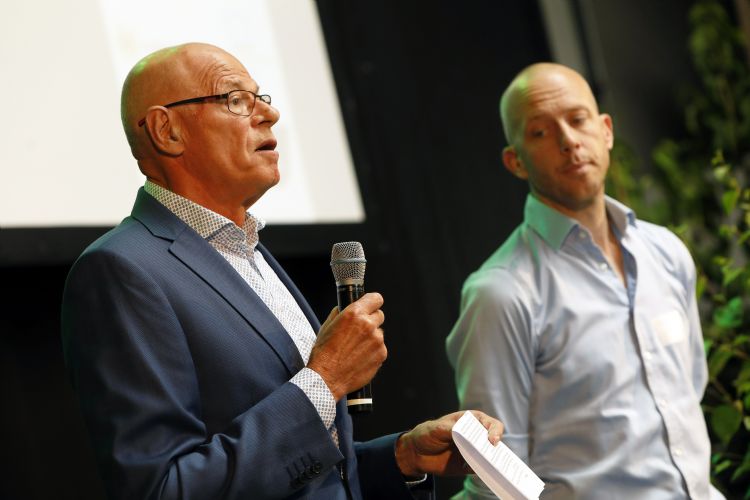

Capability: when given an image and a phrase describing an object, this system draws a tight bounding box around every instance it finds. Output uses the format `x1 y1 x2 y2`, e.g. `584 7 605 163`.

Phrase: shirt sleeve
446 268 537 462
446 268 537 498
669 232 708 398
291 367 337 431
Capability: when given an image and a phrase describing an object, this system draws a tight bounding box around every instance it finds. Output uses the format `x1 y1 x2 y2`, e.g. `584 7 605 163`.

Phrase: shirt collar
143 180 265 251
524 193 636 250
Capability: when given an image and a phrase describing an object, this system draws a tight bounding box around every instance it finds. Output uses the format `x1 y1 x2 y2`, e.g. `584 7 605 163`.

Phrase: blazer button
311 461 322 474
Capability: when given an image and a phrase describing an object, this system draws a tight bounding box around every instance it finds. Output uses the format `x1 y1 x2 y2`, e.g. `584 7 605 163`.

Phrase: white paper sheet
452 411 545 500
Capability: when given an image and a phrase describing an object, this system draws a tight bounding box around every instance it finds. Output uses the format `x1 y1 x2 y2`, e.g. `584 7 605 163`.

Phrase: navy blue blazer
62 189 429 499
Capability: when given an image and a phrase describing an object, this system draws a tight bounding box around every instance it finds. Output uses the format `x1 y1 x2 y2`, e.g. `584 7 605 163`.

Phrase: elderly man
62 42 502 500
446 63 723 499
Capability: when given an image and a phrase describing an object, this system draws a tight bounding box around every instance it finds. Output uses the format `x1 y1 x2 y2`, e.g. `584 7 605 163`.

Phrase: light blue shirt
446 195 722 499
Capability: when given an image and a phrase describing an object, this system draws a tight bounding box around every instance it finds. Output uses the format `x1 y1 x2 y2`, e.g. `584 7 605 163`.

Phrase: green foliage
606 1 750 496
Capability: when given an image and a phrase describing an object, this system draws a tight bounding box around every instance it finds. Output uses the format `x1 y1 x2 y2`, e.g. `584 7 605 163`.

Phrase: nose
558 123 580 153
251 99 280 127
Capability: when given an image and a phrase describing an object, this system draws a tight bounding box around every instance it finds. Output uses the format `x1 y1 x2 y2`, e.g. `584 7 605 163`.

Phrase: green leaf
697 274 707 299
738 229 750 245
711 404 743 445
704 338 714 353
737 381 750 396
722 266 744 286
723 188 741 214
737 360 750 384
714 459 733 474
708 346 734 379
719 224 736 239
736 462 750 482
713 296 743 329
714 164 731 182
712 148 727 166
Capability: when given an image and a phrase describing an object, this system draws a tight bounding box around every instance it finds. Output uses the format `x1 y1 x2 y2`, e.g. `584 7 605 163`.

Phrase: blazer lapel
131 189 305 376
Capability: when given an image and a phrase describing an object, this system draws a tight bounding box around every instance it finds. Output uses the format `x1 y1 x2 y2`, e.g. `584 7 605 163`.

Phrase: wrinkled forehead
182 46 257 95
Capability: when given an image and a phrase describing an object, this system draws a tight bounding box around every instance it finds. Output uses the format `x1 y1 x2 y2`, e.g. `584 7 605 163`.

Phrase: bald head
120 43 240 159
499 63 600 146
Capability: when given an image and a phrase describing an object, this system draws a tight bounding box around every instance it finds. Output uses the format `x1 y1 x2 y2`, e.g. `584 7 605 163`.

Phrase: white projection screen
0 0 364 227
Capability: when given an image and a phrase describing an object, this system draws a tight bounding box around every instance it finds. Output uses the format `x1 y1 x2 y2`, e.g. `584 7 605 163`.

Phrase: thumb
322 306 339 325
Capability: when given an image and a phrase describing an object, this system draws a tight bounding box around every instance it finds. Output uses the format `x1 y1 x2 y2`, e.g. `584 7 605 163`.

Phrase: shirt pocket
651 309 687 347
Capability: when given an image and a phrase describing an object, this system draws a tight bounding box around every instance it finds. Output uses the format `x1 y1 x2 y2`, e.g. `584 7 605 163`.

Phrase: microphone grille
330 241 366 283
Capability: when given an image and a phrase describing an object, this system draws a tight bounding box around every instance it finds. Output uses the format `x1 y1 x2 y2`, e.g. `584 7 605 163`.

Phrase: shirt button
643 351 652 362
599 262 608 271
673 447 683 457
578 231 586 239
657 399 667 408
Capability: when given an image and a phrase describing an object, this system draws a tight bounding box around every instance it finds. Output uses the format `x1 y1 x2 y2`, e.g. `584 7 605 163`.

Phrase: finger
471 411 504 445
317 307 340 333
378 342 388 365
369 308 385 328
375 329 387 357
355 292 384 312
325 306 339 322
374 327 385 342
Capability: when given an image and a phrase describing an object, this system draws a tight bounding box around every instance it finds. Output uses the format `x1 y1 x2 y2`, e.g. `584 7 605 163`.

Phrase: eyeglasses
137 90 271 127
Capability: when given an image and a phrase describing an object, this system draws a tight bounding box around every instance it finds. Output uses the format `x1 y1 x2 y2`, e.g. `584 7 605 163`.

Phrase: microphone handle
336 283 373 413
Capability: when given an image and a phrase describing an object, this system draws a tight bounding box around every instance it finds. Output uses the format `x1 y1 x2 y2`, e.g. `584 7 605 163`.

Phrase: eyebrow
526 106 591 122
566 106 591 115
218 77 259 94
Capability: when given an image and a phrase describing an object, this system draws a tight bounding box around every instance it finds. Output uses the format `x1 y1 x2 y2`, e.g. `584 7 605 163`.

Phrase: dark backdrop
1 1 699 498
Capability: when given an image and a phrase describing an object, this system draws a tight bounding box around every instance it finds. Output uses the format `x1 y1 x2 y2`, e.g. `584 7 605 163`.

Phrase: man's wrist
306 360 345 401
290 368 337 430
395 431 421 478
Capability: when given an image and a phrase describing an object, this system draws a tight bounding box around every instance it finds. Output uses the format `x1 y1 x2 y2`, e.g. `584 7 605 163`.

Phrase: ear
601 113 614 150
143 106 185 156
502 145 528 180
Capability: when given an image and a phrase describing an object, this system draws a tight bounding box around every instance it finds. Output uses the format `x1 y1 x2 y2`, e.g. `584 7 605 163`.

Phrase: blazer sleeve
62 248 344 500
355 434 434 500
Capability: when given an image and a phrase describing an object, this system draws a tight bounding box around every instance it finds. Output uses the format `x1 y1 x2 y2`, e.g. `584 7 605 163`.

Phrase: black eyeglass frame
137 90 271 127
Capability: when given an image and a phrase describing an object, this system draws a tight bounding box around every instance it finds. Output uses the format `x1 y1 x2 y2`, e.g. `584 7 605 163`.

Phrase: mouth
564 160 590 173
256 138 277 152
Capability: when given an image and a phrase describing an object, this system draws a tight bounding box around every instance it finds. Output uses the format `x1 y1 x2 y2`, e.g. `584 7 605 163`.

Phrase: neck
536 193 626 286
573 197 625 286
573 197 610 249
146 176 248 227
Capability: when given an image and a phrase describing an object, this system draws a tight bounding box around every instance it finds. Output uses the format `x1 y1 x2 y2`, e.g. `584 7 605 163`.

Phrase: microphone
330 241 373 413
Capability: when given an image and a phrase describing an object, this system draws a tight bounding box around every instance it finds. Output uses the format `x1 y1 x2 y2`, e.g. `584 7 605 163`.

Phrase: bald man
61 43 503 500
446 63 723 499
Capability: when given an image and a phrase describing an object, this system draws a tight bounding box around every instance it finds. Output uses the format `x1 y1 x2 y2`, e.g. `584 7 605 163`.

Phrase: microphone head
330 241 366 285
